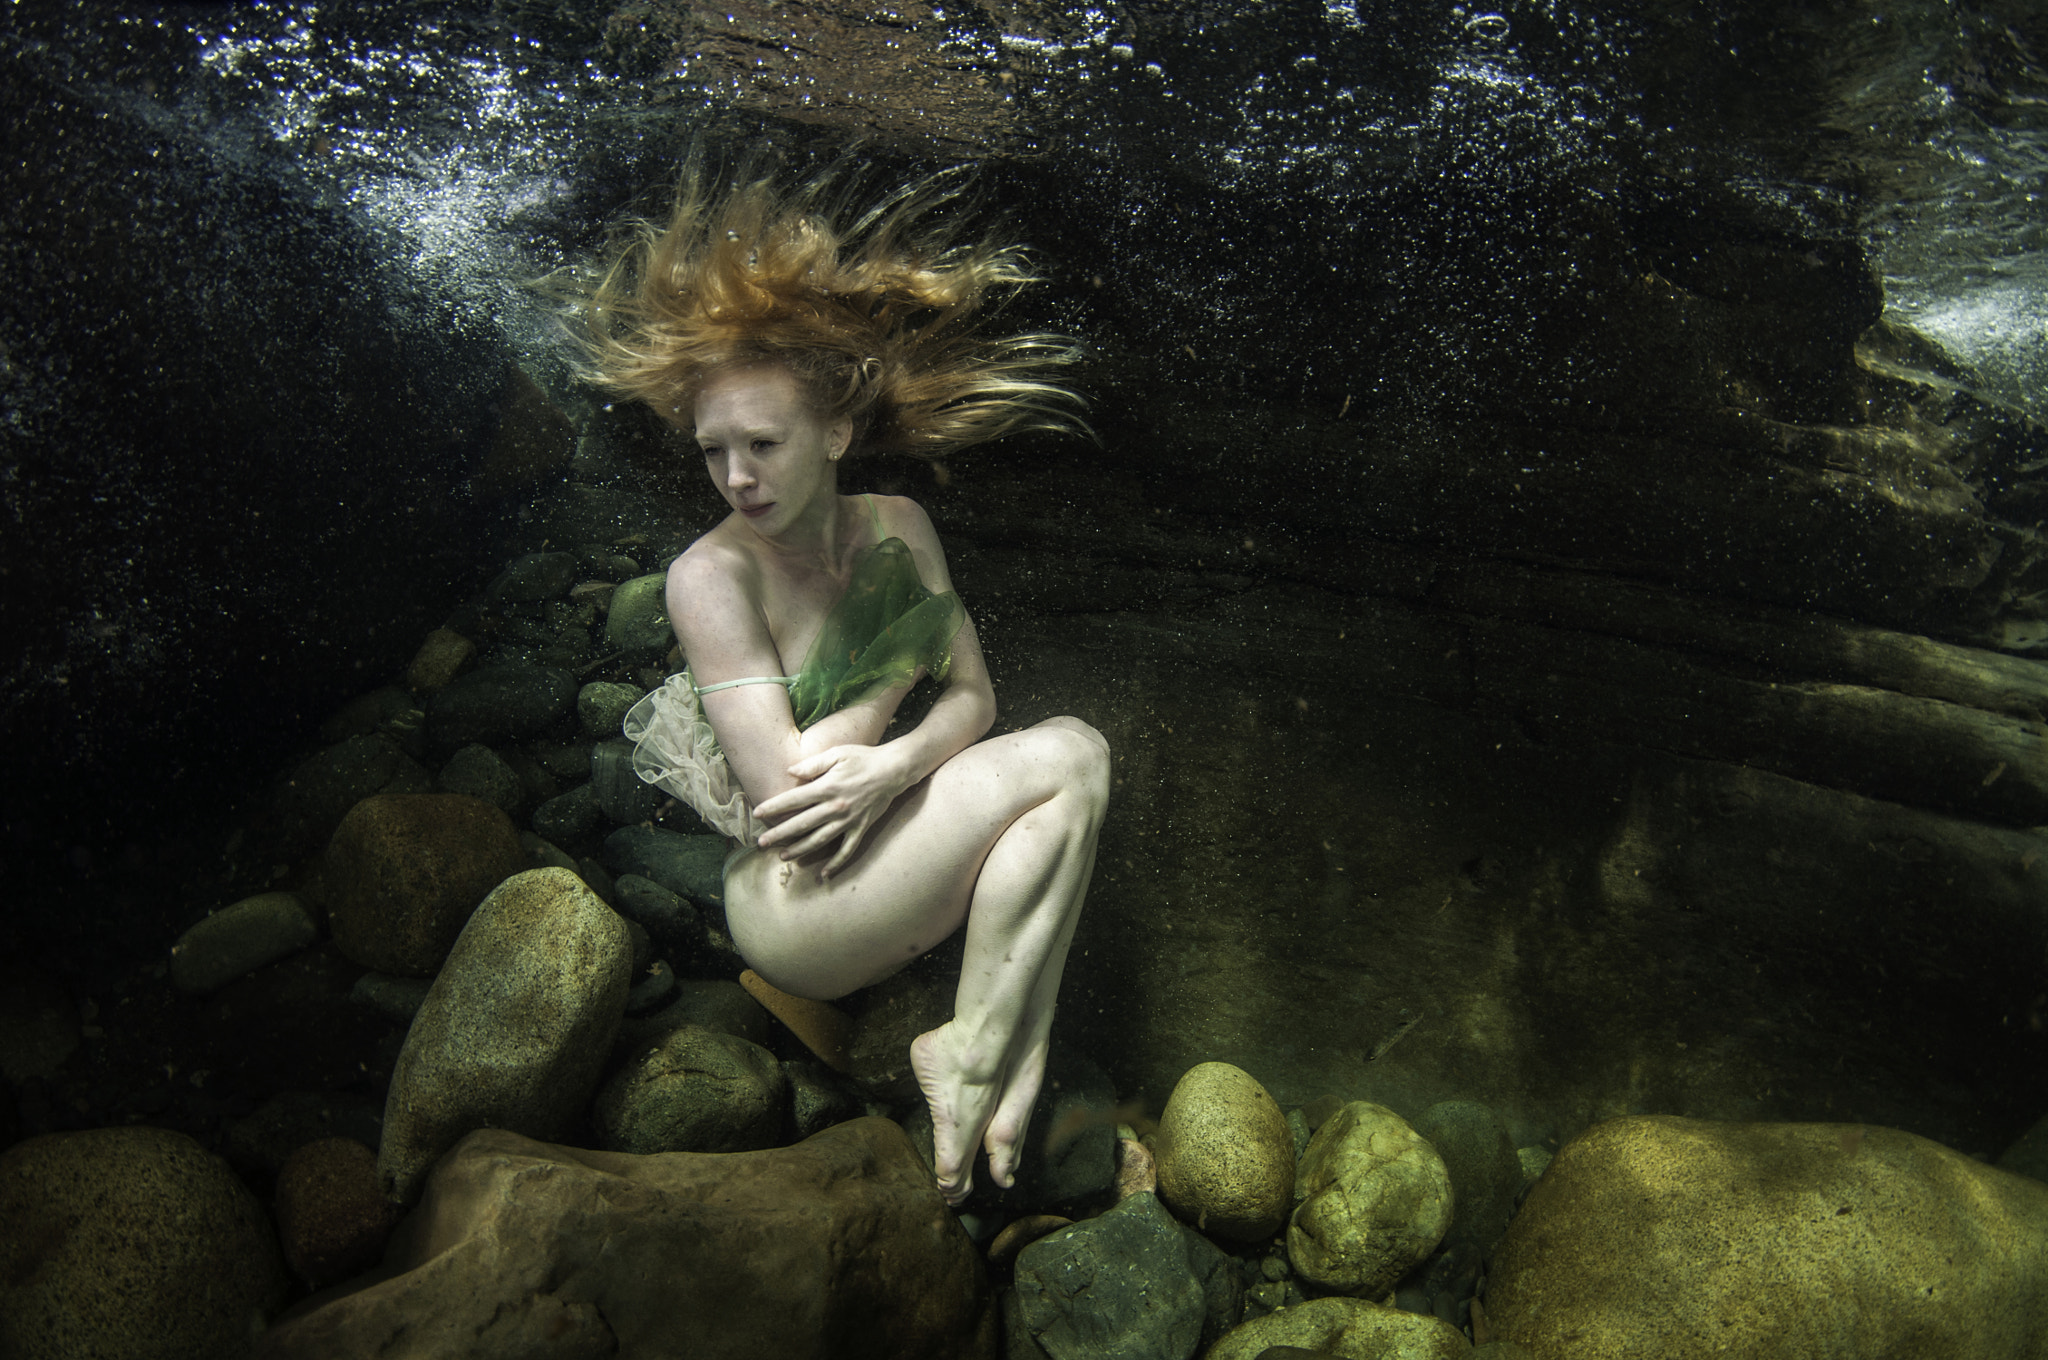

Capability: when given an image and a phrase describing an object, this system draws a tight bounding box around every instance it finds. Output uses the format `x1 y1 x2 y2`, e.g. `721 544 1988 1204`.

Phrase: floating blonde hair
570 156 1088 458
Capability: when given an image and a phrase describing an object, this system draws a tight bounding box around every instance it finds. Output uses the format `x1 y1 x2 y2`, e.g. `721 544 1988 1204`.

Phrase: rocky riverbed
6 511 2048 1358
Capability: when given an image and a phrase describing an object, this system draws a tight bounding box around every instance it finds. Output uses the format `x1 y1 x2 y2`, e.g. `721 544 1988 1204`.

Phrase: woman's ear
828 419 852 461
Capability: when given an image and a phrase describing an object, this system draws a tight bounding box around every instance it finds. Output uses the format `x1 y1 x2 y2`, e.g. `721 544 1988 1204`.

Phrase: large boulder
0 1126 287 1360
1154 1061 1295 1242
322 792 527 976
378 867 632 1204
1486 1115 2048 1359
1288 1101 1454 1297
257 1120 998 1360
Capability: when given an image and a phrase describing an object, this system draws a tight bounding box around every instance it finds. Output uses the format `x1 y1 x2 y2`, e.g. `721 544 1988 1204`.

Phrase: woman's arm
756 498 995 875
671 499 995 876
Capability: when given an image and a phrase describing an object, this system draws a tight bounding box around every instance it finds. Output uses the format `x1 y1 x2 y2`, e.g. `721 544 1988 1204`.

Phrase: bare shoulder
666 527 763 631
870 493 944 553
870 493 956 594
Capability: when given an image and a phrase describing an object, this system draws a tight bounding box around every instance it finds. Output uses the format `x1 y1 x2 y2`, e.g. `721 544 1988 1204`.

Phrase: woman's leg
723 716 1110 1202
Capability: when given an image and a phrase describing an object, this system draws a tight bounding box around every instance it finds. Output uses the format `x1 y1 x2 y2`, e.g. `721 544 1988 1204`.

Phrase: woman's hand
752 742 918 879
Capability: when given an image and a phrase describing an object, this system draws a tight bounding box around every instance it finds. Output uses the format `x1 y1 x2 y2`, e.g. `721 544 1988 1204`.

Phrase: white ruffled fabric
622 671 770 846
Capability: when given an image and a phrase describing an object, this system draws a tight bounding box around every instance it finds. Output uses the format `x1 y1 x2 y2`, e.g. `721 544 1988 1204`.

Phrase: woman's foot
911 1023 1004 1205
981 1039 1047 1190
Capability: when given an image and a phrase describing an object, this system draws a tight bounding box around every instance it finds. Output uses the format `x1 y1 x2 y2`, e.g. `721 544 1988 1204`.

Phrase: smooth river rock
1288 1101 1454 1297
595 1023 787 1154
169 891 319 994
1154 1061 1295 1242
1486 1115 2048 1360
322 792 527 977
378 867 631 1204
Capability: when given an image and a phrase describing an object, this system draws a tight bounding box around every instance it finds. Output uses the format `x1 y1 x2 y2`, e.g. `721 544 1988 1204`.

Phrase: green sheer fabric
787 537 965 730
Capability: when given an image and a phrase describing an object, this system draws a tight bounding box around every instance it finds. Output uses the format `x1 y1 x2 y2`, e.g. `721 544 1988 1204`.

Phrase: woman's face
694 364 851 538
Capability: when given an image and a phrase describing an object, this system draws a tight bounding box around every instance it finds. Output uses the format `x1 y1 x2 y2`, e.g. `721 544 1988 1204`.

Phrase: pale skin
667 362 1109 1204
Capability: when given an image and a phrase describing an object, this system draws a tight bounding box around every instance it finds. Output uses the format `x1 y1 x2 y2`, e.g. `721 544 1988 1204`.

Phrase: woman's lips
740 502 774 518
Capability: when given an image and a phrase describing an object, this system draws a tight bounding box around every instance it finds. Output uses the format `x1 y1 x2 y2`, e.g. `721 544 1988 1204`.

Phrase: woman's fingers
822 824 866 879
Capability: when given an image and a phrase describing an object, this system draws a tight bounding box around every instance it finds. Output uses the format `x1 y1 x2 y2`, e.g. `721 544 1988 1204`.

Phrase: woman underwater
574 162 1110 1204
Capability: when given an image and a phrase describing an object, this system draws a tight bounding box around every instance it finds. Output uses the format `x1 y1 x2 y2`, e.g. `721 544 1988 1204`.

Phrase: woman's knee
1029 718 1111 809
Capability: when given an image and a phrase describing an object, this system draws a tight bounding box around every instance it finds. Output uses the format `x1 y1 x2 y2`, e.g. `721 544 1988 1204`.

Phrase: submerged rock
422 662 576 750
1414 1099 1523 1261
1289 1101 1454 1297
1204 1296 1469 1360
590 736 661 823
270 734 432 860
486 551 577 604
578 683 644 740
1486 1115 2048 1359
1013 1190 1234 1360
604 825 728 906
274 1137 399 1290
257 1121 997 1359
1155 1061 1294 1242
169 891 319 995
596 1023 786 1154
378 867 631 1204
433 742 522 812
404 627 474 695
605 573 672 653
322 792 527 977
0 1126 286 1360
